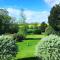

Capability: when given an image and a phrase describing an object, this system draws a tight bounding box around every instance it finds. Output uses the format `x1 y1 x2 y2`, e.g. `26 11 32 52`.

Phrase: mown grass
26 34 45 38
16 34 45 59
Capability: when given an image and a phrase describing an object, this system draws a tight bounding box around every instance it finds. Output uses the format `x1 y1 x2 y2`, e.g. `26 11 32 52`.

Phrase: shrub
0 35 17 60
45 26 56 35
13 25 27 42
9 23 19 34
39 22 47 32
45 26 60 35
27 29 35 34
27 29 41 34
36 35 60 60
13 32 25 42
33 29 41 34
27 29 32 34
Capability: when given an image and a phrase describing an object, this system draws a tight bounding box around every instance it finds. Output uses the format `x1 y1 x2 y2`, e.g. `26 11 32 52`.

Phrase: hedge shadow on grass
25 38 41 40
17 57 40 60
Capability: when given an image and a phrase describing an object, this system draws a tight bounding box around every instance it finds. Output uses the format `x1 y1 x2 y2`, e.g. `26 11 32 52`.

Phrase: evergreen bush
45 26 55 35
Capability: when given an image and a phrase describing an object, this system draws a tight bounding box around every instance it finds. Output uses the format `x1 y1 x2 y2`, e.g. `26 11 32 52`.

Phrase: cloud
44 0 60 7
7 8 20 18
7 8 49 23
24 10 49 23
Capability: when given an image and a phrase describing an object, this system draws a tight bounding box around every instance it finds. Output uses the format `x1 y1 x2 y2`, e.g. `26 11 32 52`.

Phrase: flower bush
0 35 17 60
36 35 60 60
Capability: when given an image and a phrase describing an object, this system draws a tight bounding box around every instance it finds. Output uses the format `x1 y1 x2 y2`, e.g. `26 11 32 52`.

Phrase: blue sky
0 0 60 23
0 0 50 11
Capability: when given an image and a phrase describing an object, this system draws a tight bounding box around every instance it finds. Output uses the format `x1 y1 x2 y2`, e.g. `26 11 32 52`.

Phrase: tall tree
48 4 60 31
19 9 27 35
20 9 26 24
0 9 19 34
0 9 11 34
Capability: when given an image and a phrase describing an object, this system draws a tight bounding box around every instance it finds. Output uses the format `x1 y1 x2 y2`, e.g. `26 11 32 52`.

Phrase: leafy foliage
18 9 27 38
13 33 25 42
33 29 41 34
0 9 19 34
48 4 60 31
45 26 60 35
36 35 60 60
9 23 19 34
45 26 55 35
0 13 11 34
27 29 34 34
0 35 17 60
39 22 47 32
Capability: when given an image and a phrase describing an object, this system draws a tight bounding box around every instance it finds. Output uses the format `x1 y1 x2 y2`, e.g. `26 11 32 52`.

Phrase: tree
8 17 19 34
48 4 60 31
20 9 26 24
0 9 11 34
19 9 27 35
39 22 47 32
0 9 8 15
9 23 19 34
0 9 19 34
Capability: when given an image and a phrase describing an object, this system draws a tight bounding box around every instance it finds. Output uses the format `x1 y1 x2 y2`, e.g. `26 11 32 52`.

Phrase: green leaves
36 35 60 60
0 35 17 60
48 4 60 31
0 9 19 34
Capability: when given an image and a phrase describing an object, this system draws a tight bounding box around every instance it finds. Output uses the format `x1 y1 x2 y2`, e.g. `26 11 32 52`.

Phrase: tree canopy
0 9 19 34
48 4 60 31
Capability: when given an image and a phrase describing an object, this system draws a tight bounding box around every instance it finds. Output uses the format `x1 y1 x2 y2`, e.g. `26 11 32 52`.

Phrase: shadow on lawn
17 57 40 60
25 38 41 40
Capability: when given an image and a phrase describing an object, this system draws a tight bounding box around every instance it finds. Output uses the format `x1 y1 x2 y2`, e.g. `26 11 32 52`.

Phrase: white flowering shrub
0 35 17 60
36 35 60 60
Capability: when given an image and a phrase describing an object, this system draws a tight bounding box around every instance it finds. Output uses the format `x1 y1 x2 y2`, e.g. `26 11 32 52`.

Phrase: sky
0 0 60 23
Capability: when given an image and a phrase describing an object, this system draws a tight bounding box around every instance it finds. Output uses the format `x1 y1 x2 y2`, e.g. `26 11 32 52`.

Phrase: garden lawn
26 34 45 38
16 35 45 59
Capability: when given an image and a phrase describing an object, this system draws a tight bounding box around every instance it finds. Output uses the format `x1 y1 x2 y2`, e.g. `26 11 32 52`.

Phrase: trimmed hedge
36 35 60 60
33 29 41 34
